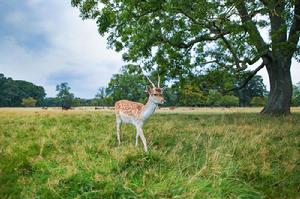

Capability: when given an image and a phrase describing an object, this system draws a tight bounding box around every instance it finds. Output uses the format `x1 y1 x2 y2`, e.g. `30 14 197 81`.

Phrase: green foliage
292 83 300 106
43 97 61 107
206 90 239 107
56 82 75 108
221 95 239 107
207 90 223 106
179 84 207 106
237 76 267 107
71 0 299 76
106 66 148 104
251 97 267 107
105 68 265 107
94 87 107 106
1 109 299 198
201 69 266 106
21 97 37 107
0 74 46 107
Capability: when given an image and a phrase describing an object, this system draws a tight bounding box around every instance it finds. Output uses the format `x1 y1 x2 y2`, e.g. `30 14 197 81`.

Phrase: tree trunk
261 58 292 115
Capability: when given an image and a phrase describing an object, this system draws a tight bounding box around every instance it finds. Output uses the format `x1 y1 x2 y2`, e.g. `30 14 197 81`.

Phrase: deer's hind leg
135 127 139 146
116 115 122 145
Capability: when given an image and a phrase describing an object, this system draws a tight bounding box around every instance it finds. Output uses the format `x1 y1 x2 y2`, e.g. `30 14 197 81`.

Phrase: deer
114 75 165 152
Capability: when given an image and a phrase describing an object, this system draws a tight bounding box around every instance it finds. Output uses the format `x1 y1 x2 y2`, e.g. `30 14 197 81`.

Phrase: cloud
0 0 123 98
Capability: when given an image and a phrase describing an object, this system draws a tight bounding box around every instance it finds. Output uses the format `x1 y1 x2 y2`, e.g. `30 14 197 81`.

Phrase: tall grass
0 109 299 198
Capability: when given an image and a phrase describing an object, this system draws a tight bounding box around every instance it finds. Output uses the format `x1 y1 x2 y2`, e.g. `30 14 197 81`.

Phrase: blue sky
0 0 299 98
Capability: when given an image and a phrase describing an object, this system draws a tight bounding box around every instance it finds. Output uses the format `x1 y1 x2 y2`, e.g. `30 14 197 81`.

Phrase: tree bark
261 58 292 115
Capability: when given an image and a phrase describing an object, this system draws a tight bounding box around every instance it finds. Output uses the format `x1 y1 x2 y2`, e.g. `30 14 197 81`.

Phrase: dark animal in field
62 104 72 110
169 106 176 110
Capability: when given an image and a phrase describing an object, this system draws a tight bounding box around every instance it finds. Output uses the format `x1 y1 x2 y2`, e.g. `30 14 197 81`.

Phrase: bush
220 95 239 107
179 86 207 107
206 90 223 106
21 97 37 107
250 96 267 107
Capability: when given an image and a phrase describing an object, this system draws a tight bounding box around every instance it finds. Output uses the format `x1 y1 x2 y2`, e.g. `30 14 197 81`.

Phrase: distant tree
221 95 239 107
201 69 236 94
251 96 268 107
106 66 148 104
163 87 179 106
56 82 74 108
95 87 108 106
206 90 223 107
43 97 60 107
236 75 267 107
179 84 207 107
73 97 81 107
292 82 300 106
193 70 267 106
104 96 114 106
21 97 37 107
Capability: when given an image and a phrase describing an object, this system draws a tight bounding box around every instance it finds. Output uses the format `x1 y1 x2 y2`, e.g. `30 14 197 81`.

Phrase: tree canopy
72 0 300 115
0 74 45 107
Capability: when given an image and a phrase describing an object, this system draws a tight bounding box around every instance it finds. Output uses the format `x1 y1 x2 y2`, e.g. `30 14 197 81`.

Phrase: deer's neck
141 98 157 121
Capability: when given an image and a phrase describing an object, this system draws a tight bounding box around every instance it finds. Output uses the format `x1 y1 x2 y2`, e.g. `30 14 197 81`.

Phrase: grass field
0 108 299 198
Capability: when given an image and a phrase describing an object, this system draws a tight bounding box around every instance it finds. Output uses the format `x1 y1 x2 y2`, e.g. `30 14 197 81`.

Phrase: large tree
56 82 75 108
72 0 300 115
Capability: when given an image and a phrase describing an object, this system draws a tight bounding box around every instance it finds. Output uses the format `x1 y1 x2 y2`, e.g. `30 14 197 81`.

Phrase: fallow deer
114 76 165 152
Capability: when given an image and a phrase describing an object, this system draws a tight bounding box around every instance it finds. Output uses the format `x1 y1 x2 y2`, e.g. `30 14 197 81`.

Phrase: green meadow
0 108 299 198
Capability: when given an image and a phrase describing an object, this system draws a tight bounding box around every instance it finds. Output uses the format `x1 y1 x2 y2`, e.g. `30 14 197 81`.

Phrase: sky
0 0 123 98
0 0 299 98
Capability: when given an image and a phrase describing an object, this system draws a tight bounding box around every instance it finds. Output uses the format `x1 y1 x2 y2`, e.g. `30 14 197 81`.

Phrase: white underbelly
119 112 137 124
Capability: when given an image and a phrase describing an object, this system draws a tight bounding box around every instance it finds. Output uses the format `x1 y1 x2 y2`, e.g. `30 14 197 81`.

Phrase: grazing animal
169 106 176 110
62 104 71 110
114 76 165 152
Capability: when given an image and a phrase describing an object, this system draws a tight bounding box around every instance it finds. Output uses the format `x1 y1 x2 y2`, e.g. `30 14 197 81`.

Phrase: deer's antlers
140 66 161 88
145 75 155 88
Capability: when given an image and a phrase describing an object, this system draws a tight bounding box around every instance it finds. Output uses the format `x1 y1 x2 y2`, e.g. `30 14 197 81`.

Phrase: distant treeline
0 74 45 107
1 72 299 107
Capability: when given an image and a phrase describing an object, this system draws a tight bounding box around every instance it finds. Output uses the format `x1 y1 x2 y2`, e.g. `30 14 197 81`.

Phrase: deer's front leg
138 127 148 152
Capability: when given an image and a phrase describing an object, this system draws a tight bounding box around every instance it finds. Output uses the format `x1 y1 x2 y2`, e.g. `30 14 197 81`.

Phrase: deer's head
146 75 166 104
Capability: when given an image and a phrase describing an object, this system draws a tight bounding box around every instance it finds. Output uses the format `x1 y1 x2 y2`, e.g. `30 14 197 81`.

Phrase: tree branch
221 34 242 68
175 8 205 26
235 1 268 52
224 61 265 93
158 32 228 49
